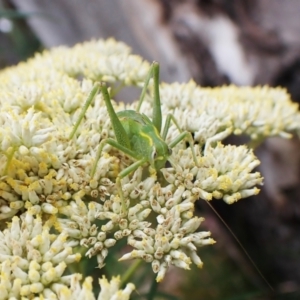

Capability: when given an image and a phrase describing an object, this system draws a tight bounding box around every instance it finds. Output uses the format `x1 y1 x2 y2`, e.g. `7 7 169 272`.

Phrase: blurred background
1 0 300 299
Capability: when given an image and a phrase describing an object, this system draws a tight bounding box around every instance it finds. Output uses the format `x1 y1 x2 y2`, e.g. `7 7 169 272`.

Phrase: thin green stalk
147 275 158 300
247 136 265 150
120 259 143 287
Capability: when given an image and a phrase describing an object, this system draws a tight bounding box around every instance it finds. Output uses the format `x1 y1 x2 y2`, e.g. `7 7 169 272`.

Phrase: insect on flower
70 62 199 212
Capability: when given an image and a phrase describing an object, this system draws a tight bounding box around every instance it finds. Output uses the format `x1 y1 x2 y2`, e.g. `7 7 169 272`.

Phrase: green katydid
70 62 274 291
70 62 199 212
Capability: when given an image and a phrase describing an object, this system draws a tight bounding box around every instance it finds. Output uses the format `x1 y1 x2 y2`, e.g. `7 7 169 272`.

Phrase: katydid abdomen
117 110 171 170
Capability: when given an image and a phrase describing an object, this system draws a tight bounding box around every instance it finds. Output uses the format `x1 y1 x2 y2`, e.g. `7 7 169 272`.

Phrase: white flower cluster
0 212 80 299
26 38 149 86
162 143 262 204
0 38 298 296
158 81 300 142
118 169 214 282
0 211 135 299
56 275 134 300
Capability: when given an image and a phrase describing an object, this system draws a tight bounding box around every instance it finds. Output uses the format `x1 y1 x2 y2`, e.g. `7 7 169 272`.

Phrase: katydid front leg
91 138 146 213
162 114 199 167
116 157 147 213
69 84 101 140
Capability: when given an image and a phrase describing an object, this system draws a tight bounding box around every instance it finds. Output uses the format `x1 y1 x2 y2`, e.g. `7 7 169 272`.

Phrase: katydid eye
151 150 157 160
168 148 172 155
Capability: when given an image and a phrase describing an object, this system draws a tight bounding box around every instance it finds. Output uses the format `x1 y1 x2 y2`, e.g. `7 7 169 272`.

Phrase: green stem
120 259 143 287
247 136 265 150
147 275 158 300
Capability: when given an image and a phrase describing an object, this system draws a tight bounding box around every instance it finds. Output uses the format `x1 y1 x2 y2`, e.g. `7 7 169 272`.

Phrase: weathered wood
10 0 192 82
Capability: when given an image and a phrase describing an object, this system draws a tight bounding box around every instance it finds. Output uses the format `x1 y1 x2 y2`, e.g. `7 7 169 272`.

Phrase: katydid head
149 140 172 170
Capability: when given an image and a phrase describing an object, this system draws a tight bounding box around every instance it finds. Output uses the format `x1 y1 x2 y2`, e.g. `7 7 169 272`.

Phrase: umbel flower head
0 38 299 296
0 212 81 299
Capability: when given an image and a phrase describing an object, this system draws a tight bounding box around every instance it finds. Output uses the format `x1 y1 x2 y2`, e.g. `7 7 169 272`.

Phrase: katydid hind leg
136 62 162 133
100 83 131 150
137 63 155 112
70 82 131 150
152 62 162 134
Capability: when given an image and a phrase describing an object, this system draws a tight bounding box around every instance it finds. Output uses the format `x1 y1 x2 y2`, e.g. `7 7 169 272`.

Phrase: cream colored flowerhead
0 38 298 298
